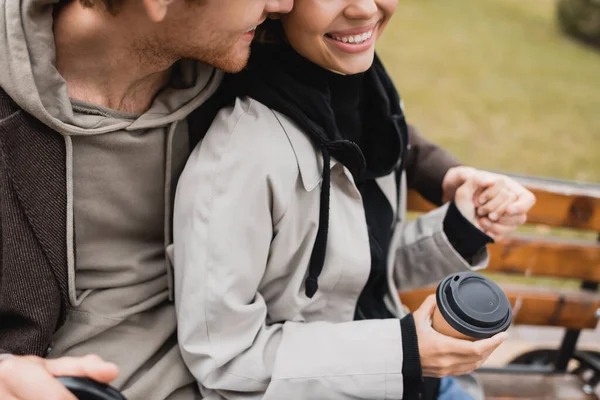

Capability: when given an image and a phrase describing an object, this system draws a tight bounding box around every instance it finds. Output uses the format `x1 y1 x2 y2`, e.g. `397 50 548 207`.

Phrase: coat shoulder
198 97 321 191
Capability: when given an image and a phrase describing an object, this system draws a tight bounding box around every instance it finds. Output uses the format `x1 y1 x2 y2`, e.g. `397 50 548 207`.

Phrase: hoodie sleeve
173 100 405 400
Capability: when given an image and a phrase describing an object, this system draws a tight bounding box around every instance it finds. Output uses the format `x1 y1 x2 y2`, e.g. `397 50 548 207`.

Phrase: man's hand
412 295 508 377
443 167 536 241
0 354 119 400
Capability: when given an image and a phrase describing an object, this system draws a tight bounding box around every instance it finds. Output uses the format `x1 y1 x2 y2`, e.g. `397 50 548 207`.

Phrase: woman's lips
325 25 377 54
327 23 378 37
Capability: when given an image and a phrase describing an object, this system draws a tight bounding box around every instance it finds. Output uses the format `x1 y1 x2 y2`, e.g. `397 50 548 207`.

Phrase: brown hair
72 0 205 15
78 0 123 15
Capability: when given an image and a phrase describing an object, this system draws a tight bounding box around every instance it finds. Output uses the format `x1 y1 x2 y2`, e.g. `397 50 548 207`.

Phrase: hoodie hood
0 0 221 136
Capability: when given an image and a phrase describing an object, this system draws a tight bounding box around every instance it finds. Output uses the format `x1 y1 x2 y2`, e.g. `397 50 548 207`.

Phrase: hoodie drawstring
305 146 331 298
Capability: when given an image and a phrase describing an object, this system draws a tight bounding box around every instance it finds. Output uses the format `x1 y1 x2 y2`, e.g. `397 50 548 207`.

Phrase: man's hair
71 0 204 15
78 0 123 14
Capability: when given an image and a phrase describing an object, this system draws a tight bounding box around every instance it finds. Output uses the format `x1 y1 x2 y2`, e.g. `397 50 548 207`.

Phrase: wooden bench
400 173 600 399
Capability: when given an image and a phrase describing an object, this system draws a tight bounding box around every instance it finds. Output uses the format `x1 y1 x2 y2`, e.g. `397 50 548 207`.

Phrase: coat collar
273 108 398 214
272 110 337 192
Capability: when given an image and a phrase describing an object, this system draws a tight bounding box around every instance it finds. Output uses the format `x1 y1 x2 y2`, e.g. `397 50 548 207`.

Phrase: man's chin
218 61 247 74
210 49 250 73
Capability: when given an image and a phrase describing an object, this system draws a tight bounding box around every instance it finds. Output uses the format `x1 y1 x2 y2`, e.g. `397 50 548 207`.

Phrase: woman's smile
324 23 378 54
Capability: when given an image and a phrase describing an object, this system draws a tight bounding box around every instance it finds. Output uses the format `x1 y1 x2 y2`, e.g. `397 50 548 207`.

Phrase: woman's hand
412 295 508 377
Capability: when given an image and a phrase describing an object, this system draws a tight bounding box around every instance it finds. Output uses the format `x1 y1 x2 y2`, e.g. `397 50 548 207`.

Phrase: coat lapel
0 108 70 314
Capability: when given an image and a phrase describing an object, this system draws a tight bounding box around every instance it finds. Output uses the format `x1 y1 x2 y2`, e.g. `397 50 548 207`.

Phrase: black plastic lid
436 272 512 339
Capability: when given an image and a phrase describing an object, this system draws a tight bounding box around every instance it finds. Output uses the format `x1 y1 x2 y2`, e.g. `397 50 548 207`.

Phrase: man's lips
244 18 267 34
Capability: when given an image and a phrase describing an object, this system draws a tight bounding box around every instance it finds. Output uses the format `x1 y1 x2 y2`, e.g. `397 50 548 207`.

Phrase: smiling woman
171 0 515 399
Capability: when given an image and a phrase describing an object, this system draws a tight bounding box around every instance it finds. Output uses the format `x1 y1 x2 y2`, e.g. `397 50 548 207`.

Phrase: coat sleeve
390 201 489 292
173 101 405 400
404 124 461 206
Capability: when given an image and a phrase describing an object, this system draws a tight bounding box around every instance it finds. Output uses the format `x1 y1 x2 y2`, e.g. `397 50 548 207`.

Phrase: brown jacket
0 88 459 356
0 89 68 355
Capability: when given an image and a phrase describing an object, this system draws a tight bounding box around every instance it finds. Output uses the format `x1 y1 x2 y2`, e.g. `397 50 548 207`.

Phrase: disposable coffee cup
432 272 512 341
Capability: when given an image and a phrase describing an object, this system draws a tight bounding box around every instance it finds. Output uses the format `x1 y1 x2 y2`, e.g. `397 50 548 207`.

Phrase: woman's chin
329 59 375 75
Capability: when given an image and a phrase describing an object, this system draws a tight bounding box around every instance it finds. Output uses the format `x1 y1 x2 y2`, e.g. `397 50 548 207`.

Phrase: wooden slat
527 187 600 232
478 372 597 399
406 177 600 231
399 284 600 330
487 234 600 281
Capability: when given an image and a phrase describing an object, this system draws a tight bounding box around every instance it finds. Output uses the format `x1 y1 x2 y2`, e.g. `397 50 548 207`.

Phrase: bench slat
528 187 600 232
487 235 600 281
399 284 600 330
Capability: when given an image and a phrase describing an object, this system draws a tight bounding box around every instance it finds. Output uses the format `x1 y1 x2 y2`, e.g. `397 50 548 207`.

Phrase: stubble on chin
185 38 251 73
140 28 252 74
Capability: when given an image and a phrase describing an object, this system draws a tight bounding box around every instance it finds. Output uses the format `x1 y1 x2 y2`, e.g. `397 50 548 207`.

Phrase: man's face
162 0 293 72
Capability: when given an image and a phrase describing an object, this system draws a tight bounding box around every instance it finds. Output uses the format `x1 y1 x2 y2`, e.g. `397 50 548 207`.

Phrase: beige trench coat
172 97 488 400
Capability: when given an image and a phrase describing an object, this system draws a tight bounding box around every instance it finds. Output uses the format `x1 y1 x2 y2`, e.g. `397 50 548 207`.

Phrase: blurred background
379 1 600 368
377 0 599 184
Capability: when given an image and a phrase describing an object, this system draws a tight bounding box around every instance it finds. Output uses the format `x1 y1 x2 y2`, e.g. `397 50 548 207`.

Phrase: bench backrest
401 174 600 331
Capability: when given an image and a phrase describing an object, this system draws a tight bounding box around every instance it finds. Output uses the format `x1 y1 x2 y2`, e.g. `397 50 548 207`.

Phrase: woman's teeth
245 26 257 33
330 30 373 44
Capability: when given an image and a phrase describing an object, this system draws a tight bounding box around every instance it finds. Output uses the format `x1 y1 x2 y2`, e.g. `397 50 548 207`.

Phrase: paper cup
432 272 512 340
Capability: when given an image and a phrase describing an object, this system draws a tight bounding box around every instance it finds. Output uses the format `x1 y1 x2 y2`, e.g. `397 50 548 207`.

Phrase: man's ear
143 0 175 22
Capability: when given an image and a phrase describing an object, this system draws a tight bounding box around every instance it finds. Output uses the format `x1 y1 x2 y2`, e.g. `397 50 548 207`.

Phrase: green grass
377 0 600 184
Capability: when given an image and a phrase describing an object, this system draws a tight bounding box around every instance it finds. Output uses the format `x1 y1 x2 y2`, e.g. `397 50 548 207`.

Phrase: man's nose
265 0 294 15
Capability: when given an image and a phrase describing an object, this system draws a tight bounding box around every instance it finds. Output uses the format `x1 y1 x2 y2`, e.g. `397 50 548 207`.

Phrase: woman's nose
345 0 378 20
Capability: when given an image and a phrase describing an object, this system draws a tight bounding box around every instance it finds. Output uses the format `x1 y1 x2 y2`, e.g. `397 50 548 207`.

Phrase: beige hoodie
0 1 222 399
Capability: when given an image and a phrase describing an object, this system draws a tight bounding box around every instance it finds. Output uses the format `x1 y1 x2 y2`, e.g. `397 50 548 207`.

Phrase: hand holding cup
411 272 512 377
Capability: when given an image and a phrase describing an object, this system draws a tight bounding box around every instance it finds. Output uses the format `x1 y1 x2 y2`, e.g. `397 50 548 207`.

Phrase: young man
0 1 293 399
0 1 534 399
